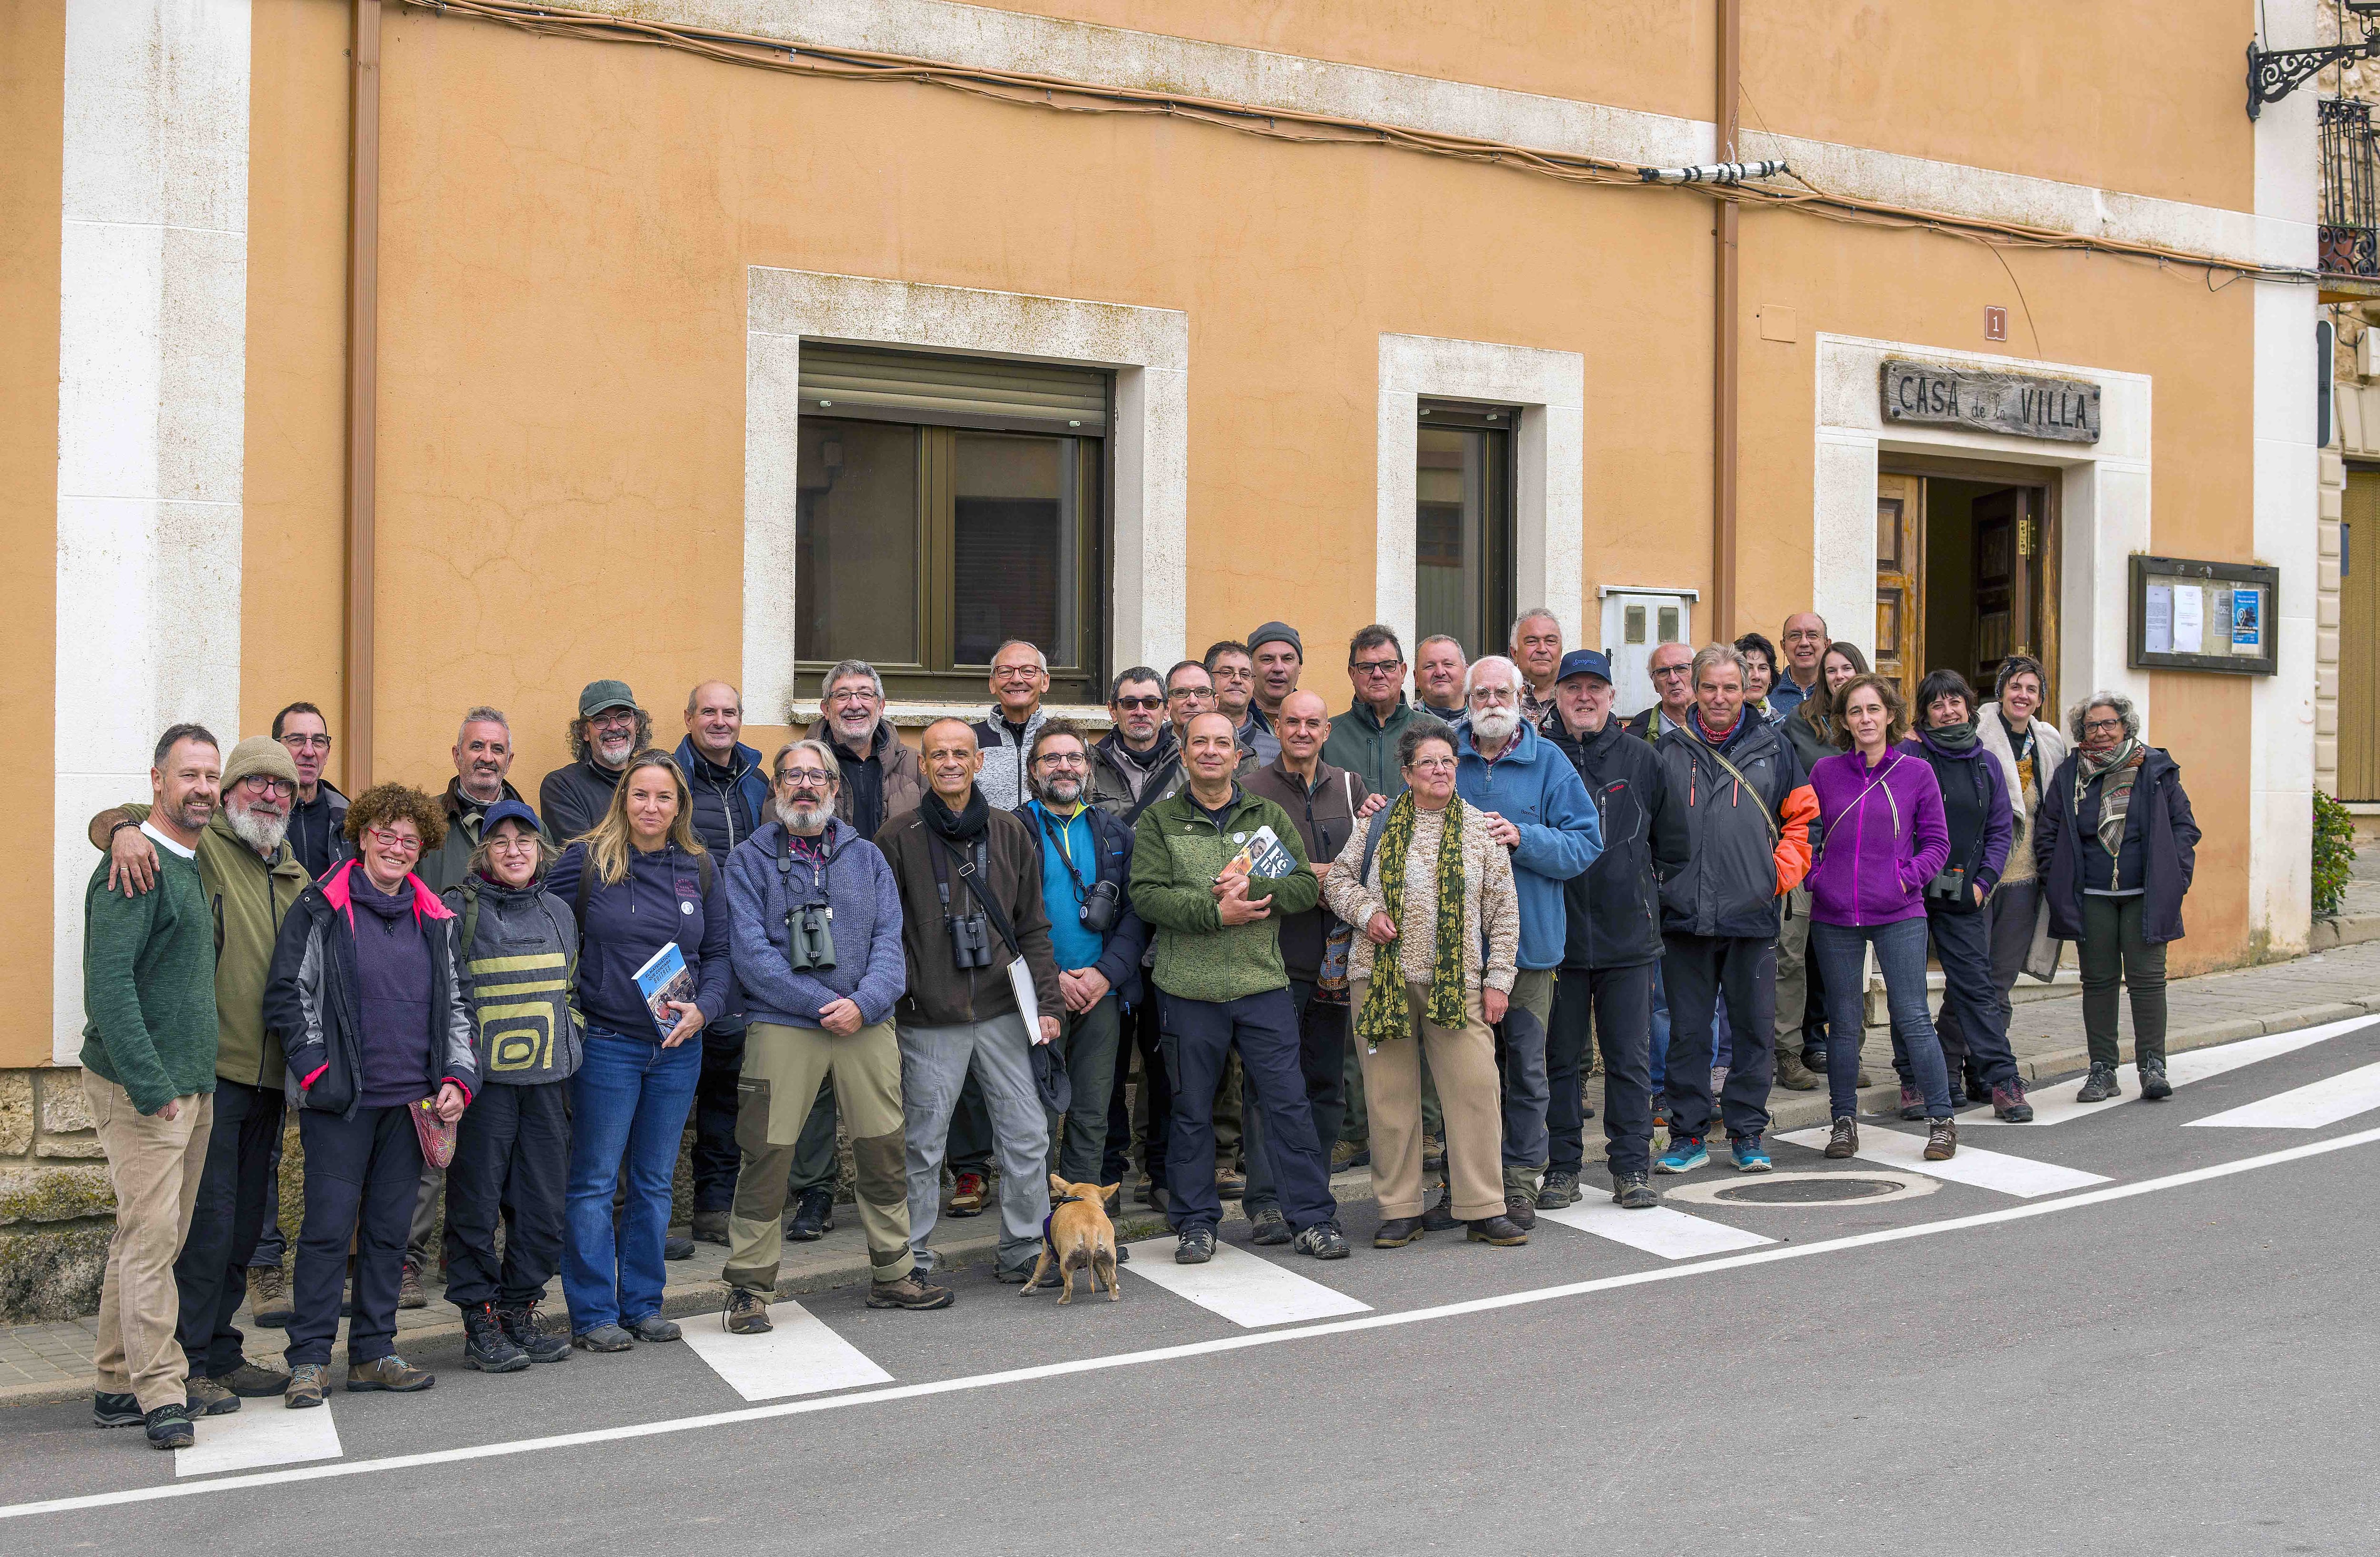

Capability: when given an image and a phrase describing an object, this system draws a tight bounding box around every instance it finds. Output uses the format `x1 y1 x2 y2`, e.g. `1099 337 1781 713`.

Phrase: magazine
1220 824 1299 881
633 940 695 1040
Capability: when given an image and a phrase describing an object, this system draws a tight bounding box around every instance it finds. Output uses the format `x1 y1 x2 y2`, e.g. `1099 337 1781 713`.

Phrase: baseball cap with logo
1556 650 1613 684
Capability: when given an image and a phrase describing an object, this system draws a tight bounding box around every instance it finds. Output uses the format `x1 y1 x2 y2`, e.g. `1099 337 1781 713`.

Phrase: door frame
1879 453 2063 709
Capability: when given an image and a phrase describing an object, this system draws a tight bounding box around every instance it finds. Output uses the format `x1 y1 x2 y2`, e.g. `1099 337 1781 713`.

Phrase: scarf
1923 720 1979 754
922 787 989 843
1687 706 1747 751
2077 738 2144 860
1355 793 1468 1051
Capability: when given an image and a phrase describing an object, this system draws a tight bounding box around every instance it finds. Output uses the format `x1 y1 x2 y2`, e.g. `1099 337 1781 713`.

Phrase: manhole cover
1711 1176 1903 1205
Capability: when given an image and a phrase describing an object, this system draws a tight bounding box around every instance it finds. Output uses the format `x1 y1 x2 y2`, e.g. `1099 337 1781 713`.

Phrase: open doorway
1875 461 2059 715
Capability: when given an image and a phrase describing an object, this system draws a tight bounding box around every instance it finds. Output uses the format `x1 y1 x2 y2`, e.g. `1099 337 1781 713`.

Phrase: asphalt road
9 1019 2380 1556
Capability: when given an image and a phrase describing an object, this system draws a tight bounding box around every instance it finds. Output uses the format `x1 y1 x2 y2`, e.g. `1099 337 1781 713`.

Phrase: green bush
2312 790 2357 922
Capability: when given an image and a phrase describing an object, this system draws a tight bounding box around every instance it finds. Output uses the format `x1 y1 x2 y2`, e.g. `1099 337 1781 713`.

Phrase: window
794 345 1107 702
1414 400 1515 656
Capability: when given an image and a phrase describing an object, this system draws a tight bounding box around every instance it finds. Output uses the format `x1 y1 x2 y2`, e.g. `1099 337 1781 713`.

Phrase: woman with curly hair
264 783 477 1407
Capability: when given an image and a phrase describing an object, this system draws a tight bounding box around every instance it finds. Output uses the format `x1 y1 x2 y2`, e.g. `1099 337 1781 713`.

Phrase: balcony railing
2322 98 2380 278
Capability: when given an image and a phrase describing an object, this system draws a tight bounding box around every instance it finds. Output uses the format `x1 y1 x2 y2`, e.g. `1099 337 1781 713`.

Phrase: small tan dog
1023 1174 1122 1304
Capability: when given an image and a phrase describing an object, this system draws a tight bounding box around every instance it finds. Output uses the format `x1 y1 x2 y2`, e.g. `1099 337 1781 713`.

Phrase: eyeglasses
1166 686 1213 702
240 775 297 799
1409 756 1458 774
1036 754 1087 770
1350 658 1404 677
2083 718 2125 734
827 688 880 705
366 826 422 856
1468 687 1517 705
1212 666 1253 683
588 711 637 729
281 734 332 751
1112 695 1164 712
1650 664 1694 681
992 665 1044 684
778 772 834 792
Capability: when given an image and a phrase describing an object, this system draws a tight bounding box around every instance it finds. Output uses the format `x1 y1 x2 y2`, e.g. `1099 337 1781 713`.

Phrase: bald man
1771 614 1829 719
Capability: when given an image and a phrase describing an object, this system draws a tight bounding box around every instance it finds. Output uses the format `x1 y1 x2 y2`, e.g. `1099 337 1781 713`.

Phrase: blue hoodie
723 818 908 1030
546 842 731 1037
1453 719 1603 970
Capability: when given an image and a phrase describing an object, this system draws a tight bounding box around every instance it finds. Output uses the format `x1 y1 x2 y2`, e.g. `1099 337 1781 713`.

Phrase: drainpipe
1711 0 1741 641
344 0 380 791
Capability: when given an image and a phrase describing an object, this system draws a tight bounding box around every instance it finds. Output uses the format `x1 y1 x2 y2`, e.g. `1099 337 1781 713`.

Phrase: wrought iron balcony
2323 98 2380 278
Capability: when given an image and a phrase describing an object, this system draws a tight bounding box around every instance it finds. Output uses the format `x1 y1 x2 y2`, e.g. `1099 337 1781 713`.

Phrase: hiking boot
497 1301 571 1363
1775 1050 1822 1091
1804 1045 1828 1071
723 1288 774 1335
992 1263 1034 1284
663 1235 696 1261
248 1264 294 1327
1991 1082 2035 1123
948 1171 989 1217
572 1324 635 1353
626 1313 682 1342
1732 1137 1773 1173
184 1376 242 1416
144 1402 194 1450
690 1209 730 1246
1175 1227 1216 1264
1924 1118 1958 1161
1248 1206 1291 1246
1825 1117 1858 1159
867 1271 956 1310
786 1186 834 1241
1503 1191 1538 1230
1611 1173 1659 1210
1421 1135 1446 1172
1655 1136 1708 1174
346 1354 435 1392
283 1365 326 1409
1331 1139 1368 1171
1374 1215 1426 1248
212 1359 291 1398
1214 1166 1248 1198
1964 1071 1993 1105
397 1262 427 1309
2139 1061 2173 1101
1419 1187 1461 1231
2075 1061 2122 1103
1293 1221 1351 1260
1536 1169 1580 1210
93 1391 144 1428
463 1302 530 1373
1897 1085 1925 1121
1467 1216 1529 1247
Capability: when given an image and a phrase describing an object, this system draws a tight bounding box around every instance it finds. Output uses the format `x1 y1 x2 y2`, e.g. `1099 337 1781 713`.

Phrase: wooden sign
1880 359 2100 443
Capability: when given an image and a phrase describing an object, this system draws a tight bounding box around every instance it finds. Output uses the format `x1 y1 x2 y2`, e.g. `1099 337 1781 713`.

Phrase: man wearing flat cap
540 679 651 844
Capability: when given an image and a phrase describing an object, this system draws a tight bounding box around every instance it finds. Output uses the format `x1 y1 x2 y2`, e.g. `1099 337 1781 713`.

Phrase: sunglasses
1112 695 1164 712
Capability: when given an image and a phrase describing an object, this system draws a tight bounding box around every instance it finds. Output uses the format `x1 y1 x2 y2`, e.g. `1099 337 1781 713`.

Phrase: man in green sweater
82 724 224 1451
1130 711 1347 1265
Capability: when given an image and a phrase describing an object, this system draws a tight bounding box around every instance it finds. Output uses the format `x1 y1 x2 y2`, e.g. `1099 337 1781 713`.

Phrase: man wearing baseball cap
539 680 650 844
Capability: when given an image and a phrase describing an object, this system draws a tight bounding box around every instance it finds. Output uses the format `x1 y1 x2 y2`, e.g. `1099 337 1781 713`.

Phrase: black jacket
2033 745 2200 945
1013 801 1152 1008
1652 714 1814 941
1541 714 1685 969
538 756 624 845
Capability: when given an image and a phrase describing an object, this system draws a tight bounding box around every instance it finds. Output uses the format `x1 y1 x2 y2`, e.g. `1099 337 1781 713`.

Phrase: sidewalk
10 935 2380 1409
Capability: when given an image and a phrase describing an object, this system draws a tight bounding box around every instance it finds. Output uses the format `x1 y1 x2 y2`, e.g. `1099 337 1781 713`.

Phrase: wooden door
2341 472 2380 799
1971 488 2033 694
1876 473 1925 710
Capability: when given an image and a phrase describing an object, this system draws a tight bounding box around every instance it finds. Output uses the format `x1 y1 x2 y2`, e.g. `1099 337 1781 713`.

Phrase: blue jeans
1809 917 1952 1121
563 1026 702 1332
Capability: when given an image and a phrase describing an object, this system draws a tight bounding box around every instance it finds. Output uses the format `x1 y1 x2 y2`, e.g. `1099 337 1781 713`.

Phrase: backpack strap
573 857 592 940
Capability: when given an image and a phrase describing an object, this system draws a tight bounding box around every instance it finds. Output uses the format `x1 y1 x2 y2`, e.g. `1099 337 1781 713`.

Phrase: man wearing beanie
1245 622 1304 768
89 734 314 1410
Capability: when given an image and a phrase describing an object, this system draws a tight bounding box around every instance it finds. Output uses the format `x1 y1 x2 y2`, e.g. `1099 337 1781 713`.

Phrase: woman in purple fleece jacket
1804 674 1959 1162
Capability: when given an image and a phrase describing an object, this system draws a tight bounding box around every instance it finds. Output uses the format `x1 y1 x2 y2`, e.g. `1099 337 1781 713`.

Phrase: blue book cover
633 941 694 1039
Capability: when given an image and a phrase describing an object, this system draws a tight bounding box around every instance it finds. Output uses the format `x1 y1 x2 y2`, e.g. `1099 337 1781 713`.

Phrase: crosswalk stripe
1777 1125 2109 1197
2185 1058 2380 1131
680 1299 895 1402
175 1400 343 1477
1535 1199 1774 1259
1121 1238 1371 1327
1973 1019 2374 1126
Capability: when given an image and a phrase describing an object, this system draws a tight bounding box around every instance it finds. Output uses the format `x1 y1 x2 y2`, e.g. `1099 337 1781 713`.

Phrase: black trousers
1242 980 1349 1214
171 1077 284 1377
442 1081 571 1310
287 1104 423 1368
1891 902 2023 1093
1659 933 1776 1143
691 1024 746 1214
1104 994 1172 1186
1549 962 1656 1179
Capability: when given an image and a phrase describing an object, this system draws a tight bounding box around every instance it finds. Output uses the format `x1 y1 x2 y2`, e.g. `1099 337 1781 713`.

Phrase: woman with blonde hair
547 752 729 1352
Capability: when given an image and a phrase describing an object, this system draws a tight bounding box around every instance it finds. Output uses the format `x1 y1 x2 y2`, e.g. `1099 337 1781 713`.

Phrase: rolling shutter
797 344 1109 436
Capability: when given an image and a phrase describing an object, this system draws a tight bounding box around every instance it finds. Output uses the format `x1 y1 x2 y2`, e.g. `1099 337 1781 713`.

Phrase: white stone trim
55 0 251 1065
1376 333 1586 659
744 268 1189 727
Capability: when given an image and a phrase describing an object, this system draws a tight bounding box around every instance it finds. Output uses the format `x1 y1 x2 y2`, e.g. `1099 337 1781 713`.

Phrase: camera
784 902 836 971
1923 865 1969 904
946 911 994 969
1080 878 1122 935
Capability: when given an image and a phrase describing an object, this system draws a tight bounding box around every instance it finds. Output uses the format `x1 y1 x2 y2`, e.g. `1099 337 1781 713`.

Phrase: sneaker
1824 1117 1858 1159
663 1235 697 1261
1898 1085 1925 1121
1991 1082 2035 1123
143 1402 194 1450
2075 1061 2122 1103
1419 1187 1461 1232
1421 1135 1446 1172
1292 1221 1351 1260
212 1359 291 1397
346 1354 435 1392
1175 1226 1216 1264
1503 1191 1538 1231
248 1264 294 1327
786 1186 834 1241
2139 1061 2173 1101
866 1271 957 1310
1775 1050 1822 1091
1655 1137 1708 1174
1248 1206 1291 1246
93 1390 144 1428
397 1262 427 1309
1374 1215 1426 1248
1611 1173 1659 1210
497 1301 571 1363
690 1209 730 1246
625 1313 682 1342
948 1171 989 1217
184 1376 242 1416
1732 1137 1773 1173
1466 1216 1529 1247
1536 1169 1580 1210
1924 1118 1958 1161
463 1301 530 1373
283 1364 326 1409
572 1324 635 1353
723 1288 774 1335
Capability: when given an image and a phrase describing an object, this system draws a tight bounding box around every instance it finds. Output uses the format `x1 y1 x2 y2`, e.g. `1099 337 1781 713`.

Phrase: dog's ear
1048 1172 1071 1196
1100 1183 1121 1201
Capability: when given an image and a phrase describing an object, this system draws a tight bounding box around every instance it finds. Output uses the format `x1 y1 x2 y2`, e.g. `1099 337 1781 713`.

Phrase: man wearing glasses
89 736 313 1410
273 703 348 878
1626 641 1698 742
807 660 924 840
1322 623 1422 801
1769 613 1830 719
1089 667 1179 820
972 640 1053 814
539 679 651 844
1203 641 1270 767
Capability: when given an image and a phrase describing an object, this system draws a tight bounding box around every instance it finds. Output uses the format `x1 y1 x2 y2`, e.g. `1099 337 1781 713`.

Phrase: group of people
76 608 2200 1449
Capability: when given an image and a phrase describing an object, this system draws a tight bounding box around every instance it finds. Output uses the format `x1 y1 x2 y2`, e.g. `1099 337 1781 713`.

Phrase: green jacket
1321 695 1423 801
80 843 218 1113
1129 785 1319 1002
112 803 311 1088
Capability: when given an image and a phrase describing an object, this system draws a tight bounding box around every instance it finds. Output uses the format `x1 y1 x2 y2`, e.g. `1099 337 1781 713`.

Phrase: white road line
680 1299 894 1402
1776 1125 2109 1197
175 1401 343 1478
1120 1238 1371 1326
10 1125 2376 1524
1535 1200 1774 1259
1973 1018 2374 1126
2186 1059 2380 1131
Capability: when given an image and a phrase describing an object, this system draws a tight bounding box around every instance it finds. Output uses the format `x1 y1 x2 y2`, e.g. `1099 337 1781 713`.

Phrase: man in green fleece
82 724 224 1450
1130 711 1348 1265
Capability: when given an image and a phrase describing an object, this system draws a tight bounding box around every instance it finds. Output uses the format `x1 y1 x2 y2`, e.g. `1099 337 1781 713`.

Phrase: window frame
1414 398 1519 658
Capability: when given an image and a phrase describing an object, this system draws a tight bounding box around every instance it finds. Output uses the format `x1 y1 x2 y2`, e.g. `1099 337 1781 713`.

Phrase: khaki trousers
87 1073 213 1410
724 1020 913 1293
1354 981 1504 1221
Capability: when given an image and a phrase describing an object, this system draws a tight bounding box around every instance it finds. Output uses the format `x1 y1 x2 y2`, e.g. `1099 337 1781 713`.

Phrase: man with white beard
538 679 651 843
717 740 953 1330
1438 657 1601 1233
89 737 313 1408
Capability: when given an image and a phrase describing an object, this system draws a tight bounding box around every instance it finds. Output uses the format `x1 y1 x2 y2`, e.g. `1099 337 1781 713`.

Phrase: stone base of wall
0 1067 116 1322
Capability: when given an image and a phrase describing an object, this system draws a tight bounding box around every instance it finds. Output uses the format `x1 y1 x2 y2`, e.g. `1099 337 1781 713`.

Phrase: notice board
2128 555 2279 676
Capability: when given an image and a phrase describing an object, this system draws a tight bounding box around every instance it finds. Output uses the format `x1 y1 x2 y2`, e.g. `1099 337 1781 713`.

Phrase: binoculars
946 911 994 969
784 902 837 971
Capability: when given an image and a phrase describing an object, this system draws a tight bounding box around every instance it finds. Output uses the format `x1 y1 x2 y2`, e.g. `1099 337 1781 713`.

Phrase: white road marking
1777 1125 2109 1197
2186 1059 2380 1131
175 1400 343 1477
680 1299 894 1401
1120 1238 1370 1326
11 1126 2376 1524
1973 1019 2374 1126
1535 1199 1774 1258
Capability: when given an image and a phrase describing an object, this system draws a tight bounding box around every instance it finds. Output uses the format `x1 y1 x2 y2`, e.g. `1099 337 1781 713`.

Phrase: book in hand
1220 824 1299 881
633 941 695 1040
